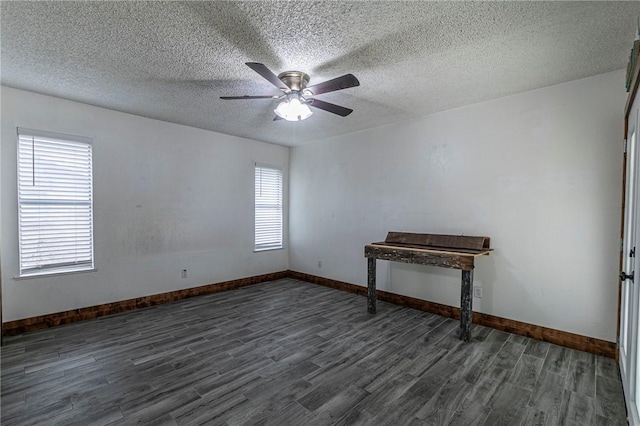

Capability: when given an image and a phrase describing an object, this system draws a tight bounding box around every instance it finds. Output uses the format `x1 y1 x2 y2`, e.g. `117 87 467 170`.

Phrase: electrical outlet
318 260 322 268
473 286 482 298
181 269 187 279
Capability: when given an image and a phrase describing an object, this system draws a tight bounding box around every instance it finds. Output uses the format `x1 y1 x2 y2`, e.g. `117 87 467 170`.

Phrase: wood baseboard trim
3 269 618 359
2 271 288 336
287 270 617 359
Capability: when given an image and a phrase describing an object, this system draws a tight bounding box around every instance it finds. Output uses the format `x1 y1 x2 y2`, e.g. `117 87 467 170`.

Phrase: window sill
254 247 284 253
14 268 97 280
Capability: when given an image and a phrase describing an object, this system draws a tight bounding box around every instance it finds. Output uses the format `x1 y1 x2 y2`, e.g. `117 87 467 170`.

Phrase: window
17 128 94 276
255 164 283 251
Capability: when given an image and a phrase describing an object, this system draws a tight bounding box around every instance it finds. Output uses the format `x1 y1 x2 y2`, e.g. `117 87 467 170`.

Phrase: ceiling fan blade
246 62 289 90
308 99 353 117
220 95 276 100
306 74 359 96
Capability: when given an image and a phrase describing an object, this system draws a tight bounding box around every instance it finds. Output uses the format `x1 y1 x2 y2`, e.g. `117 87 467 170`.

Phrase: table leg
460 269 473 342
367 257 377 314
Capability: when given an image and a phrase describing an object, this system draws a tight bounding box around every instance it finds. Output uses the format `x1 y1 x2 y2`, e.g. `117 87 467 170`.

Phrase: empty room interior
3 1 640 425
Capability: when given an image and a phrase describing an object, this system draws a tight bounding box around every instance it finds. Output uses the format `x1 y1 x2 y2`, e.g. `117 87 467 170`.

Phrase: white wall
1 86 289 322
290 70 625 342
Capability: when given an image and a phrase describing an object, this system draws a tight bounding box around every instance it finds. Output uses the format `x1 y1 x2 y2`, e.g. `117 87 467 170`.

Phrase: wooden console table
364 232 491 342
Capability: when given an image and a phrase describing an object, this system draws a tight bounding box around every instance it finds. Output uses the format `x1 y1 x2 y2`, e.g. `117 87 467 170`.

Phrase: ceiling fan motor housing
277 71 310 92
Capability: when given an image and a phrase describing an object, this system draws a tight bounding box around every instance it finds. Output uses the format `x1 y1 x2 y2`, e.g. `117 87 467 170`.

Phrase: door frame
621 62 640 425
622 104 640 425
623 65 640 349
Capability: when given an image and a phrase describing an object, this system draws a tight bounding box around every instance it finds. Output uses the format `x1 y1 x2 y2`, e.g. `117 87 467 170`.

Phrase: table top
368 241 492 258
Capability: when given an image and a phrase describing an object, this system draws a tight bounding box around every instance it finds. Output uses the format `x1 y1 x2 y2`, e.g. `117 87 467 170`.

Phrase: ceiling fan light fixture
274 94 312 121
221 63 359 120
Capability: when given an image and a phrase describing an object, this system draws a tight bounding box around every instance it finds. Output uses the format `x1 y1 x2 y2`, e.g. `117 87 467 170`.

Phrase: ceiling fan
221 62 360 121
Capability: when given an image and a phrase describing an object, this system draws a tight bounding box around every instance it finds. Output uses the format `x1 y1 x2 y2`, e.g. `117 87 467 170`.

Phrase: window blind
255 165 283 251
17 128 94 276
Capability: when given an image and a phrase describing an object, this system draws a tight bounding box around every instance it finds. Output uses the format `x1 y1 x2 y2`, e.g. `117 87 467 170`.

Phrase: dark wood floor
1 278 627 425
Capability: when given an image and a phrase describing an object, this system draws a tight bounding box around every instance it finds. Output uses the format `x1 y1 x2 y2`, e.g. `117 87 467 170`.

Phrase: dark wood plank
460 270 473 341
559 389 596 426
566 359 596 397
384 232 490 251
446 346 496 385
311 384 370 423
520 407 548 425
449 398 490 426
596 356 620 379
365 244 476 270
508 333 529 345
507 353 544 392
415 373 474 424
491 341 526 371
352 371 418 417
46 405 124 426
596 414 628 425
1 398 73 426
373 241 490 255
542 344 572 377
530 370 566 421
477 329 510 354
398 318 459 360
169 390 248 425
483 382 532 425
524 338 551 359
595 376 627 422
367 257 376 314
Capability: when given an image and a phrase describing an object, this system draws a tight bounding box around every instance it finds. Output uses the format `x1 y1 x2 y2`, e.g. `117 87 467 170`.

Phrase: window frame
254 163 283 252
16 127 95 278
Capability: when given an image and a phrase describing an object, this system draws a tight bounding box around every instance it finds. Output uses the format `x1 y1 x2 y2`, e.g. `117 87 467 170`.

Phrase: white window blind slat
17 129 94 276
255 165 283 251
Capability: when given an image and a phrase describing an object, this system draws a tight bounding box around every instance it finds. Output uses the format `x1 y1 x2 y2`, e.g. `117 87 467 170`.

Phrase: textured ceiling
1 1 639 146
